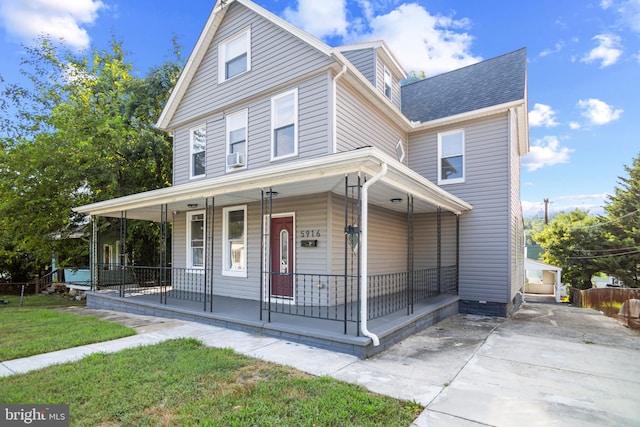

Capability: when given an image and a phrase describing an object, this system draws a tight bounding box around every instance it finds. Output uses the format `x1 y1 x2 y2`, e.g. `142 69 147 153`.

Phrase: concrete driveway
400 295 640 426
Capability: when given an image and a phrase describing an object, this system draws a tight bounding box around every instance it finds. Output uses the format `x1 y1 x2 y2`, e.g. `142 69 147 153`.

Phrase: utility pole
544 198 550 225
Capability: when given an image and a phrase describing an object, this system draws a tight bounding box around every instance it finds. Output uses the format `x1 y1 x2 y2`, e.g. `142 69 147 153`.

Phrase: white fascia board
410 99 525 132
336 41 406 79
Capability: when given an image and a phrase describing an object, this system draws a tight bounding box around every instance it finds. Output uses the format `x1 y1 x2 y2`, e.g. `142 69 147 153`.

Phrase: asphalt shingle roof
401 48 527 123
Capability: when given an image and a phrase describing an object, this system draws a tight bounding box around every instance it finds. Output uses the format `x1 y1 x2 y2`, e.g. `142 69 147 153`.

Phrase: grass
0 294 135 361
0 338 421 426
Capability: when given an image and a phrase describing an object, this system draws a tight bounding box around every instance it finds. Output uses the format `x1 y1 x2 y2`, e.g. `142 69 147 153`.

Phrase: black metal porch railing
95 264 457 326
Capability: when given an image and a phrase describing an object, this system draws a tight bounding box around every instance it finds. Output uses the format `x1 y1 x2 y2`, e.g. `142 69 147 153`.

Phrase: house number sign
300 229 321 238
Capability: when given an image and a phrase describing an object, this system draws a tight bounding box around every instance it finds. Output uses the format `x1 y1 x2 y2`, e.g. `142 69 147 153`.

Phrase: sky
0 0 638 219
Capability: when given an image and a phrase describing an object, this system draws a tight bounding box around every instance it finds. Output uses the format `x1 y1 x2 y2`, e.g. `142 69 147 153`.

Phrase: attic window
383 67 392 99
218 28 251 83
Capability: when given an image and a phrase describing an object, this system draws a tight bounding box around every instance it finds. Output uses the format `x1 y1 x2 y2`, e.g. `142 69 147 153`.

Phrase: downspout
332 65 348 153
360 163 388 346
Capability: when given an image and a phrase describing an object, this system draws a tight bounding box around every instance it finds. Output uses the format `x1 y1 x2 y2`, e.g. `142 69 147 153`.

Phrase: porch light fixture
265 191 279 197
187 203 198 208
390 198 403 204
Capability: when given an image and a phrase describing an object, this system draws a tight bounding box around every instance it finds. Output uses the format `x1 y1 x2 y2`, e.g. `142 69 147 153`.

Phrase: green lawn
0 294 135 361
0 338 421 426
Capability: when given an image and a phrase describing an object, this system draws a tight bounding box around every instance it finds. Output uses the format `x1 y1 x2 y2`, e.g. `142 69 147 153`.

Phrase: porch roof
73 147 472 221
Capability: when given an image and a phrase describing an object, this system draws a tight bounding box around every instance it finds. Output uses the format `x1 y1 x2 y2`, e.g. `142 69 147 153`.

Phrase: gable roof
156 0 333 130
336 40 407 80
401 48 527 123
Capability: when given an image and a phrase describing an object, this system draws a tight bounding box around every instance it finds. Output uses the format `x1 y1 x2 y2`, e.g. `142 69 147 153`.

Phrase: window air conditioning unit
227 152 244 168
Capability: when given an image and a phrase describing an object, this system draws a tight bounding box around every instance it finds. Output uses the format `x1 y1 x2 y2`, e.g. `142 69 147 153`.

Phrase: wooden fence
570 287 640 328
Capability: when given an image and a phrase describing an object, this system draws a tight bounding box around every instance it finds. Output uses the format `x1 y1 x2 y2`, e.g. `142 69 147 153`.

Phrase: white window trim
270 88 298 161
222 205 248 277
186 210 205 270
383 66 392 100
218 27 251 84
189 124 207 179
395 139 405 163
437 129 465 185
226 109 248 172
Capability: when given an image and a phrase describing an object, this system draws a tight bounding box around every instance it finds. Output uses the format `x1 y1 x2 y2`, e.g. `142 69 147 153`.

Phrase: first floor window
223 206 247 276
438 129 465 184
188 211 205 268
271 89 298 159
190 125 206 178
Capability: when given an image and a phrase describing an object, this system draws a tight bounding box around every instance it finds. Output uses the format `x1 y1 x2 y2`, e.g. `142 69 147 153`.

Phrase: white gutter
332 65 347 153
360 163 388 346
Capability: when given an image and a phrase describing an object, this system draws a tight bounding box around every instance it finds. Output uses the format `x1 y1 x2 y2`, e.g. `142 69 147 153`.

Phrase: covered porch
75 148 472 357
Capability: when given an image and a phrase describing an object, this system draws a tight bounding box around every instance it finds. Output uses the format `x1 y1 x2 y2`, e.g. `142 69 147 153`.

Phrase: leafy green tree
0 37 182 281
600 154 640 287
532 210 604 289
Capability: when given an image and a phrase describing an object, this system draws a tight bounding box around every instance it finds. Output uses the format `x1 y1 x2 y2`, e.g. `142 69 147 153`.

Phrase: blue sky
1 0 638 218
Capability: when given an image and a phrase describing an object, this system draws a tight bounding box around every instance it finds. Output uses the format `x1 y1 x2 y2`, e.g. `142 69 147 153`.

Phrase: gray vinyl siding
341 48 376 85
413 212 458 269
328 193 410 276
169 2 333 128
173 72 331 185
171 194 330 301
408 114 511 303
509 109 525 302
375 59 401 108
335 80 407 163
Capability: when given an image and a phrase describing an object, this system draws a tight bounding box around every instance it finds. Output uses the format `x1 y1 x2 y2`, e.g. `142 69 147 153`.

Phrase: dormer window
383 67 392 99
218 28 251 83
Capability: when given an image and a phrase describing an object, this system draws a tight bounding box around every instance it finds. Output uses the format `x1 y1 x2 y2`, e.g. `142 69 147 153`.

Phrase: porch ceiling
73 147 472 221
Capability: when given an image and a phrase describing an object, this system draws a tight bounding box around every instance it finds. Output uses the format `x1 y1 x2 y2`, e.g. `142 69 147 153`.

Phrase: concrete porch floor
86 290 459 358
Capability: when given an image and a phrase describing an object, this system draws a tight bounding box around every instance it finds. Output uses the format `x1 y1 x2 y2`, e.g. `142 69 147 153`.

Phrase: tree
0 37 182 281
532 210 604 290
600 154 640 287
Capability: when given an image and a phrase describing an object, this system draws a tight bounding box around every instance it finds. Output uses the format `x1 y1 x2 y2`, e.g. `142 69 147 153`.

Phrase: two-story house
74 0 528 357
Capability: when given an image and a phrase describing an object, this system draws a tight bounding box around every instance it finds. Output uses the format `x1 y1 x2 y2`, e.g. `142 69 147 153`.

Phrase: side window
383 67 392 99
218 28 251 83
190 125 206 179
271 89 298 160
187 211 205 269
226 109 247 170
222 206 247 277
438 130 465 184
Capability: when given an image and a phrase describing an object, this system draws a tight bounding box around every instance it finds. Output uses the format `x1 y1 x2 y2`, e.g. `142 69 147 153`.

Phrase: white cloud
617 0 640 32
577 98 623 125
284 0 348 38
569 121 581 130
540 42 564 57
601 0 614 9
0 0 105 50
581 34 623 67
354 3 481 75
529 103 559 127
284 1 481 76
522 136 574 172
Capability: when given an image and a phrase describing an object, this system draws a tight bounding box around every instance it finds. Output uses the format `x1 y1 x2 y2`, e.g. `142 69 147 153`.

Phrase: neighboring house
74 0 529 356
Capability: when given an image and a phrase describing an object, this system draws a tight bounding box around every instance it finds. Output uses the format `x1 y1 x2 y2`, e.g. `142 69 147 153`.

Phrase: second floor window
271 89 298 160
218 28 251 83
226 110 247 170
190 125 206 178
438 129 465 184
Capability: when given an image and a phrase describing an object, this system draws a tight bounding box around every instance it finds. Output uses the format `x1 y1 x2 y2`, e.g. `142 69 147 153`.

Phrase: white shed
525 259 563 302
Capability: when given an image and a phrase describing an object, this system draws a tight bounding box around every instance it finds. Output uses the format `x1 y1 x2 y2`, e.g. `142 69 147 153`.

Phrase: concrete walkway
2 296 639 426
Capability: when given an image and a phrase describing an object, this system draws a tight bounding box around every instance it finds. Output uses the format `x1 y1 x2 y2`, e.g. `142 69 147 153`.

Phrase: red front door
270 216 294 298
